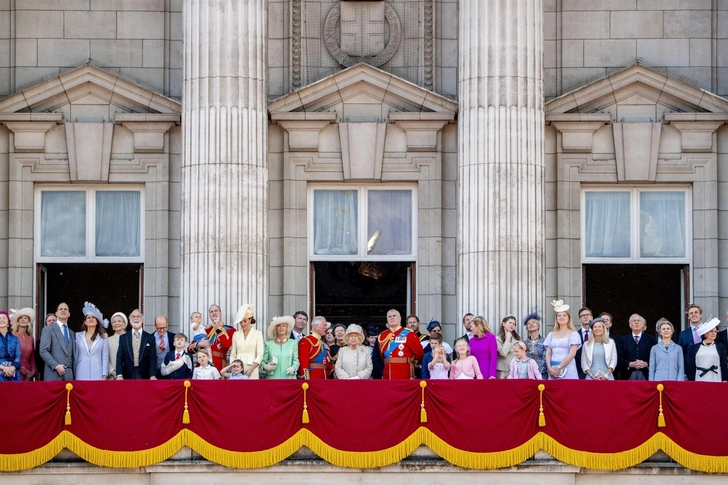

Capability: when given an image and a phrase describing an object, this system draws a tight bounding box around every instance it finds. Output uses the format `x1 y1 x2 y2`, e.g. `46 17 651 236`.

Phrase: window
582 187 690 263
37 188 144 262
310 186 416 260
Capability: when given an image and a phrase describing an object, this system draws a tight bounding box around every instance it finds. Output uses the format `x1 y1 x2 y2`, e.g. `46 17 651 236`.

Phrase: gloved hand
263 362 277 372
350 376 360 380
286 366 297 375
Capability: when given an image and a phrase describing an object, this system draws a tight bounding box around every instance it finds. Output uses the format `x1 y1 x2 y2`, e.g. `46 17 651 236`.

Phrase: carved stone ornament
324 2 401 68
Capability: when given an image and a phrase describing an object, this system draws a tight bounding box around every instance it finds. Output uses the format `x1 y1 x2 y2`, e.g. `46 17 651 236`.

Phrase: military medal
398 351 404 356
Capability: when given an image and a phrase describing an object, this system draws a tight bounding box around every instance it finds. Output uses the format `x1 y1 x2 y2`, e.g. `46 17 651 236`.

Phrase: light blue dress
649 341 684 381
74 333 109 380
585 343 613 380
544 331 581 380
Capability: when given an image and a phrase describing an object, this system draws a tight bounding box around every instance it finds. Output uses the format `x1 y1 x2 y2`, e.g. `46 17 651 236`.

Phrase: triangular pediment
268 63 458 120
0 64 181 120
546 63 728 119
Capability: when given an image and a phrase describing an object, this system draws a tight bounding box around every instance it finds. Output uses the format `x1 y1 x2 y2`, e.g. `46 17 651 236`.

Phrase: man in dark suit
116 309 157 380
290 310 308 342
152 315 175 378
677 304 705 362
455 313 474 347
617 313 657 380
39 302 75 381
575 307 593 379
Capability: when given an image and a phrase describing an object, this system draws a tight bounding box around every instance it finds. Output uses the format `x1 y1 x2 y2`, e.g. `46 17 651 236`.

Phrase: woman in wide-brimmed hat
261 315 299 379
10 308 37 381
230 304 264 379
334 324 372 379
686 318 728 382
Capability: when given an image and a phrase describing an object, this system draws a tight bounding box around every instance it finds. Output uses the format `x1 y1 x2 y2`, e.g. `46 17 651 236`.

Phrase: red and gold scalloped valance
1 380 726 472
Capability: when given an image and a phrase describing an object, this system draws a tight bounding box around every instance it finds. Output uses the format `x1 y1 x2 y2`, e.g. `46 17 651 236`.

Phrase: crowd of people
0 299 725 382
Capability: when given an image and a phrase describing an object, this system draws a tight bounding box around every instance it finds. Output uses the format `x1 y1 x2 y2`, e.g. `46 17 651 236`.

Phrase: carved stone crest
324 1 401 68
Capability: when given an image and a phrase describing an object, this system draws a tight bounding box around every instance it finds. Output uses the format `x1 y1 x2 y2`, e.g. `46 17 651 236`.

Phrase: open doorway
37 263 143 334
312 261 414 330
583 264 686 338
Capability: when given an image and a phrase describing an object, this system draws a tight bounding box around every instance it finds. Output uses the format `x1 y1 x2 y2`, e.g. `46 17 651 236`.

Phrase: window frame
35 185 145 263
308 184 418 262
580 186 692 265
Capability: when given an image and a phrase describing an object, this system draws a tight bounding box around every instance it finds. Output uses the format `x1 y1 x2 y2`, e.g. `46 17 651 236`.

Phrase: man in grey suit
39 302 75 381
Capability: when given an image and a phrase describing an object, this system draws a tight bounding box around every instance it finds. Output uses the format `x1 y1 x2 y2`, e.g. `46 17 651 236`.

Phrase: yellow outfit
230 327 265 379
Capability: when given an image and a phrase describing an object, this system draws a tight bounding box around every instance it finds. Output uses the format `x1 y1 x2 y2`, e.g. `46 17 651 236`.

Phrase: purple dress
543 331 581 380
469 333 497 379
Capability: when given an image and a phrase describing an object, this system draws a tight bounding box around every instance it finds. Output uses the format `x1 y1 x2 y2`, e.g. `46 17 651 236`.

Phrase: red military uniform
298 333 330 379
378 326 424 379
188 324 235 371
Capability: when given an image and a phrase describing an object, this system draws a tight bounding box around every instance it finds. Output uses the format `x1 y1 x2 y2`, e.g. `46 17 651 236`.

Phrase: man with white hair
616 313 656 380
298 315 331 379
116 309 157 380
377 309 424 379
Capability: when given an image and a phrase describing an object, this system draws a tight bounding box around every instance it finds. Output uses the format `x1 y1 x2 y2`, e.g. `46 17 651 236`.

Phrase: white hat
344 324 365 344
10 307 35 328
696 318 721 337
234 304 255 327
267 315 294 340
110 312 129 327
82 302 109 329
551 300 570 313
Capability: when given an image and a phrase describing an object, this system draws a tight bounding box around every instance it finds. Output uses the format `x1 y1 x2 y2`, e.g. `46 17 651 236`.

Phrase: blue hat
522 312 541 325
427 320 441 332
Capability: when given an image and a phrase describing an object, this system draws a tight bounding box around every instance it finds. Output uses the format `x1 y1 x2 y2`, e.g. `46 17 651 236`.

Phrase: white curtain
584 192 630 258
640 192 685 258
367 190 412 255
95 191 141 257
41 191 86 257
313 190 358 255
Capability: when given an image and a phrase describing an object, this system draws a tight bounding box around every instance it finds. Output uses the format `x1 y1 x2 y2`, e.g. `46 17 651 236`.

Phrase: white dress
695 344 721 382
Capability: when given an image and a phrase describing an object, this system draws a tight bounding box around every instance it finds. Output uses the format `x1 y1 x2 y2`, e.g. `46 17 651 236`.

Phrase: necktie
176 352 181 360
634 335 639 345
62 325 69 343
584 330 589 342
693 327 700 344
160 336 166 352
134 332 140 341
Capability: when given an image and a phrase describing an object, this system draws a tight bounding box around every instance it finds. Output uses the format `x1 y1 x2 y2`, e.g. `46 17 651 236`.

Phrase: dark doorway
584 264 684 339
40 263 143 333
313 261 412 330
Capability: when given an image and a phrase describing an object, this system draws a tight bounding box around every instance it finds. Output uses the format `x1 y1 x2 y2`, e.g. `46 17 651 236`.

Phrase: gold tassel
302 383 310 424
657 383 665 428
419 381 428 423
182 380 191 424
538 384 546 427
64 383 73 426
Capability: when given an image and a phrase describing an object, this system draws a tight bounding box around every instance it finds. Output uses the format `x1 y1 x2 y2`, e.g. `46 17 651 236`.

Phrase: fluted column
457 0 545 328
181 0 268 326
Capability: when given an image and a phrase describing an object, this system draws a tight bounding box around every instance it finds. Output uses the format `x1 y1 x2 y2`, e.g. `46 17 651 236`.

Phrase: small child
221 359 248 380
421 333 450 379
508 341 543 379
160 333 193 379
190 311 206 340
193 350 221 380
450 338 483 379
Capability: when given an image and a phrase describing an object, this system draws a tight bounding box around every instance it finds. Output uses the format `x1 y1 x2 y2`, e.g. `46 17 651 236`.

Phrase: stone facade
0 0 726 342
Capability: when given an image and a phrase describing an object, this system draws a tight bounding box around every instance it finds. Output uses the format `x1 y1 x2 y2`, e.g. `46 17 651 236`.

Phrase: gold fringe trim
3 429 728 472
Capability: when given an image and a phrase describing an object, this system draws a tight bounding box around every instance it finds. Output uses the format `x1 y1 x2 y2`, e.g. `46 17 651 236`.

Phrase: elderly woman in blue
0 310 21 382
649 318 684 381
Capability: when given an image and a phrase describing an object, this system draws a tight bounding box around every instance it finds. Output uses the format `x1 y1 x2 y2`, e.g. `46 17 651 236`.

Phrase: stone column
181 0 268 327
457 0 545 329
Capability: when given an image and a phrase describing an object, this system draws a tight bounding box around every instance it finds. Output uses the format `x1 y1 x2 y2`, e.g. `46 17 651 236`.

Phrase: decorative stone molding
613 122 661 183
550 121 608 153
339 122 386 180
389 112 453 152
118 121 176 153
324 2 401 68
668 121 725 153
291 0 302 89
424 0 434 89
65 122 114 182
2 120 60 153
272 112 337 152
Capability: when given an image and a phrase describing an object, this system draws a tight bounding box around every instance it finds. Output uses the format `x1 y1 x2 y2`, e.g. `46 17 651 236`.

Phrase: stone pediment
0 64 181 120
268 63 458 122
546 63 728 118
